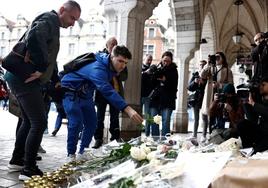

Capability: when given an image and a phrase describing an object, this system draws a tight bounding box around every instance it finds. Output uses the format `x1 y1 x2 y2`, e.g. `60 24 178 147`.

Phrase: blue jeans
63 93 97 155
141 97 150 136
148 107 173 136
54 102 66 130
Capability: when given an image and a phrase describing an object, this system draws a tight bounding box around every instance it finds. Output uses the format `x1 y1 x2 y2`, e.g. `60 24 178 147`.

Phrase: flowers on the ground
130 143 152 161
130 146 147 161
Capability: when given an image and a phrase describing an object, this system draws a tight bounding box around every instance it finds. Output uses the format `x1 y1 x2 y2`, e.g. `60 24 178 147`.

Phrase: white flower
146 151 157 161
130 147 147 161
149 159 161 165
140 143 151 154
153 115 162 125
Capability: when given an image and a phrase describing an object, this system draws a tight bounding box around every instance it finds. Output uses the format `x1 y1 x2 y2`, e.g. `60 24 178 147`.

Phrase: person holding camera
208 84 244 143
187 60 207 139
148 51 178 136
237 77 268 153
200 52 233 142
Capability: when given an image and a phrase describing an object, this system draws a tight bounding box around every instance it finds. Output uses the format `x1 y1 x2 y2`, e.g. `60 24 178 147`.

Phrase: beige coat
200 64 233 115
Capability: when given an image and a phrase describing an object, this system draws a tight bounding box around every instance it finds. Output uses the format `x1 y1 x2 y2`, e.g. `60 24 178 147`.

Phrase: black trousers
94 94 120 141
8 81 47 169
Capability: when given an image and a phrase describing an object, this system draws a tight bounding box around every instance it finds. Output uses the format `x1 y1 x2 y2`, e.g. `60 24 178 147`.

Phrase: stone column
103 0 161 140
171 0 201 133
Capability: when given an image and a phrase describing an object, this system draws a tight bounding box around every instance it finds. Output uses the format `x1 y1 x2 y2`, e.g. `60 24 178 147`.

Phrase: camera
148 63 165 79
262 32 268 39
215 93 227 103
192 72 200 79
208 54 217 66
237 79 260 102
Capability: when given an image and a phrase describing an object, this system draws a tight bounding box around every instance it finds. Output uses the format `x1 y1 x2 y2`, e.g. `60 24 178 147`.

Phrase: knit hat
222 84 235 94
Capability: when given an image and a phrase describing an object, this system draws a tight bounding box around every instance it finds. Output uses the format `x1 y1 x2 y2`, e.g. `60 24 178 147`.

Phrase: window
143 45 154 56
89 24 94 33
1 32 4 39
68 43 75 55
148 28 155 38
0 46 5 56
87 42 95 50
17 29 21 39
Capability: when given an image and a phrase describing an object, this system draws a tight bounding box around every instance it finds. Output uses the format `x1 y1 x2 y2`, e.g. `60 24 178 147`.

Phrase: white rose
130 147 147 161
153 115 162 125
149 159 161 165
140 143 151 154
146 151 157 161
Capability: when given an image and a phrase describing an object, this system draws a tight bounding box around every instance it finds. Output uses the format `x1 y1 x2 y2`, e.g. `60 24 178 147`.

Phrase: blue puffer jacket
61 52 127 111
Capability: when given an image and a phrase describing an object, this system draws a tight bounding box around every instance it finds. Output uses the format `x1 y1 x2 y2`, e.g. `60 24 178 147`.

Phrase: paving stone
0 178 17 187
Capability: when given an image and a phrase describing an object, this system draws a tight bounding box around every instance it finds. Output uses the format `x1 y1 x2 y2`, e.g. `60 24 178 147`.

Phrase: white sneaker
200 136 207 143
66 154 76 163
77 152 92 161
186 135 197 141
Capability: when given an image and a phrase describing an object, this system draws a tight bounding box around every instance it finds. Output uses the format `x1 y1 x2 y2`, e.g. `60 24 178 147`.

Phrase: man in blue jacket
61 45 143 160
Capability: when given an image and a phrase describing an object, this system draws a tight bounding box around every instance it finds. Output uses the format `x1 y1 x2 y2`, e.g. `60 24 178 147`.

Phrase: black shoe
51 129 59 136
19 166 43 181
36 155 42 161
38 146 46 153
92 140 103 149
8 159 24 172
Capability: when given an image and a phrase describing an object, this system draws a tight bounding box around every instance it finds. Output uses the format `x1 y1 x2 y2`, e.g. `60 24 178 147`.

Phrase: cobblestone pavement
0 109 69 187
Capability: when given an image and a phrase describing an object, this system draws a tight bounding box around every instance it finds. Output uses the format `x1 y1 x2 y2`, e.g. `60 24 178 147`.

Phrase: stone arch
200 11 216 60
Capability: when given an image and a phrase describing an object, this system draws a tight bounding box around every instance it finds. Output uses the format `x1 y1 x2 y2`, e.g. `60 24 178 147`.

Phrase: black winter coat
149 63 178 110
141 63 154 98
187 72 207 109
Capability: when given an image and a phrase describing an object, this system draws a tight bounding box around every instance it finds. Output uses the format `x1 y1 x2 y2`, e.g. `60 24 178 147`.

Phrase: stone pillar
103 0 161 140
171 0 201 133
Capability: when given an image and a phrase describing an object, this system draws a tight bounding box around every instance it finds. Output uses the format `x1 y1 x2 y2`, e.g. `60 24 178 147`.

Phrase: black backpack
59 52 96 77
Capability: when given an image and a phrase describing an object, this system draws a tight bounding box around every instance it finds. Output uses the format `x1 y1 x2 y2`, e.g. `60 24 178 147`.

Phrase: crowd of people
0 0 267 182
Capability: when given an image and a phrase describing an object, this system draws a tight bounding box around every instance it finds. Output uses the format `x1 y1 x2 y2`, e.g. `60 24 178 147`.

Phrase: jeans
149 107 173 136
63 93 97 155
8 81 47 168
94 95 120 141
141 97 150 136
193 105 200 137
54 102 66 130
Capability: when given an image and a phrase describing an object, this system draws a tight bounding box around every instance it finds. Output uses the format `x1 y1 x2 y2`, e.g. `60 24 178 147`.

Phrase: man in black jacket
6 1 81 180
237 76 268 153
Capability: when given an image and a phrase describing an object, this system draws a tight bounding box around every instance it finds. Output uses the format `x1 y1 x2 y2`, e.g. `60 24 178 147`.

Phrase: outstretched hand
124 106 143 124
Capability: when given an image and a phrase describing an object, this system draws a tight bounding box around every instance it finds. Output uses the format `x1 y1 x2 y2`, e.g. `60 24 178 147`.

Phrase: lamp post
232 0 244 44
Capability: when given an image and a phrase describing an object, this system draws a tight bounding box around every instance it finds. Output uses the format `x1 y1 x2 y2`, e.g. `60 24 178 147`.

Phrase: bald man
6 0 81 180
